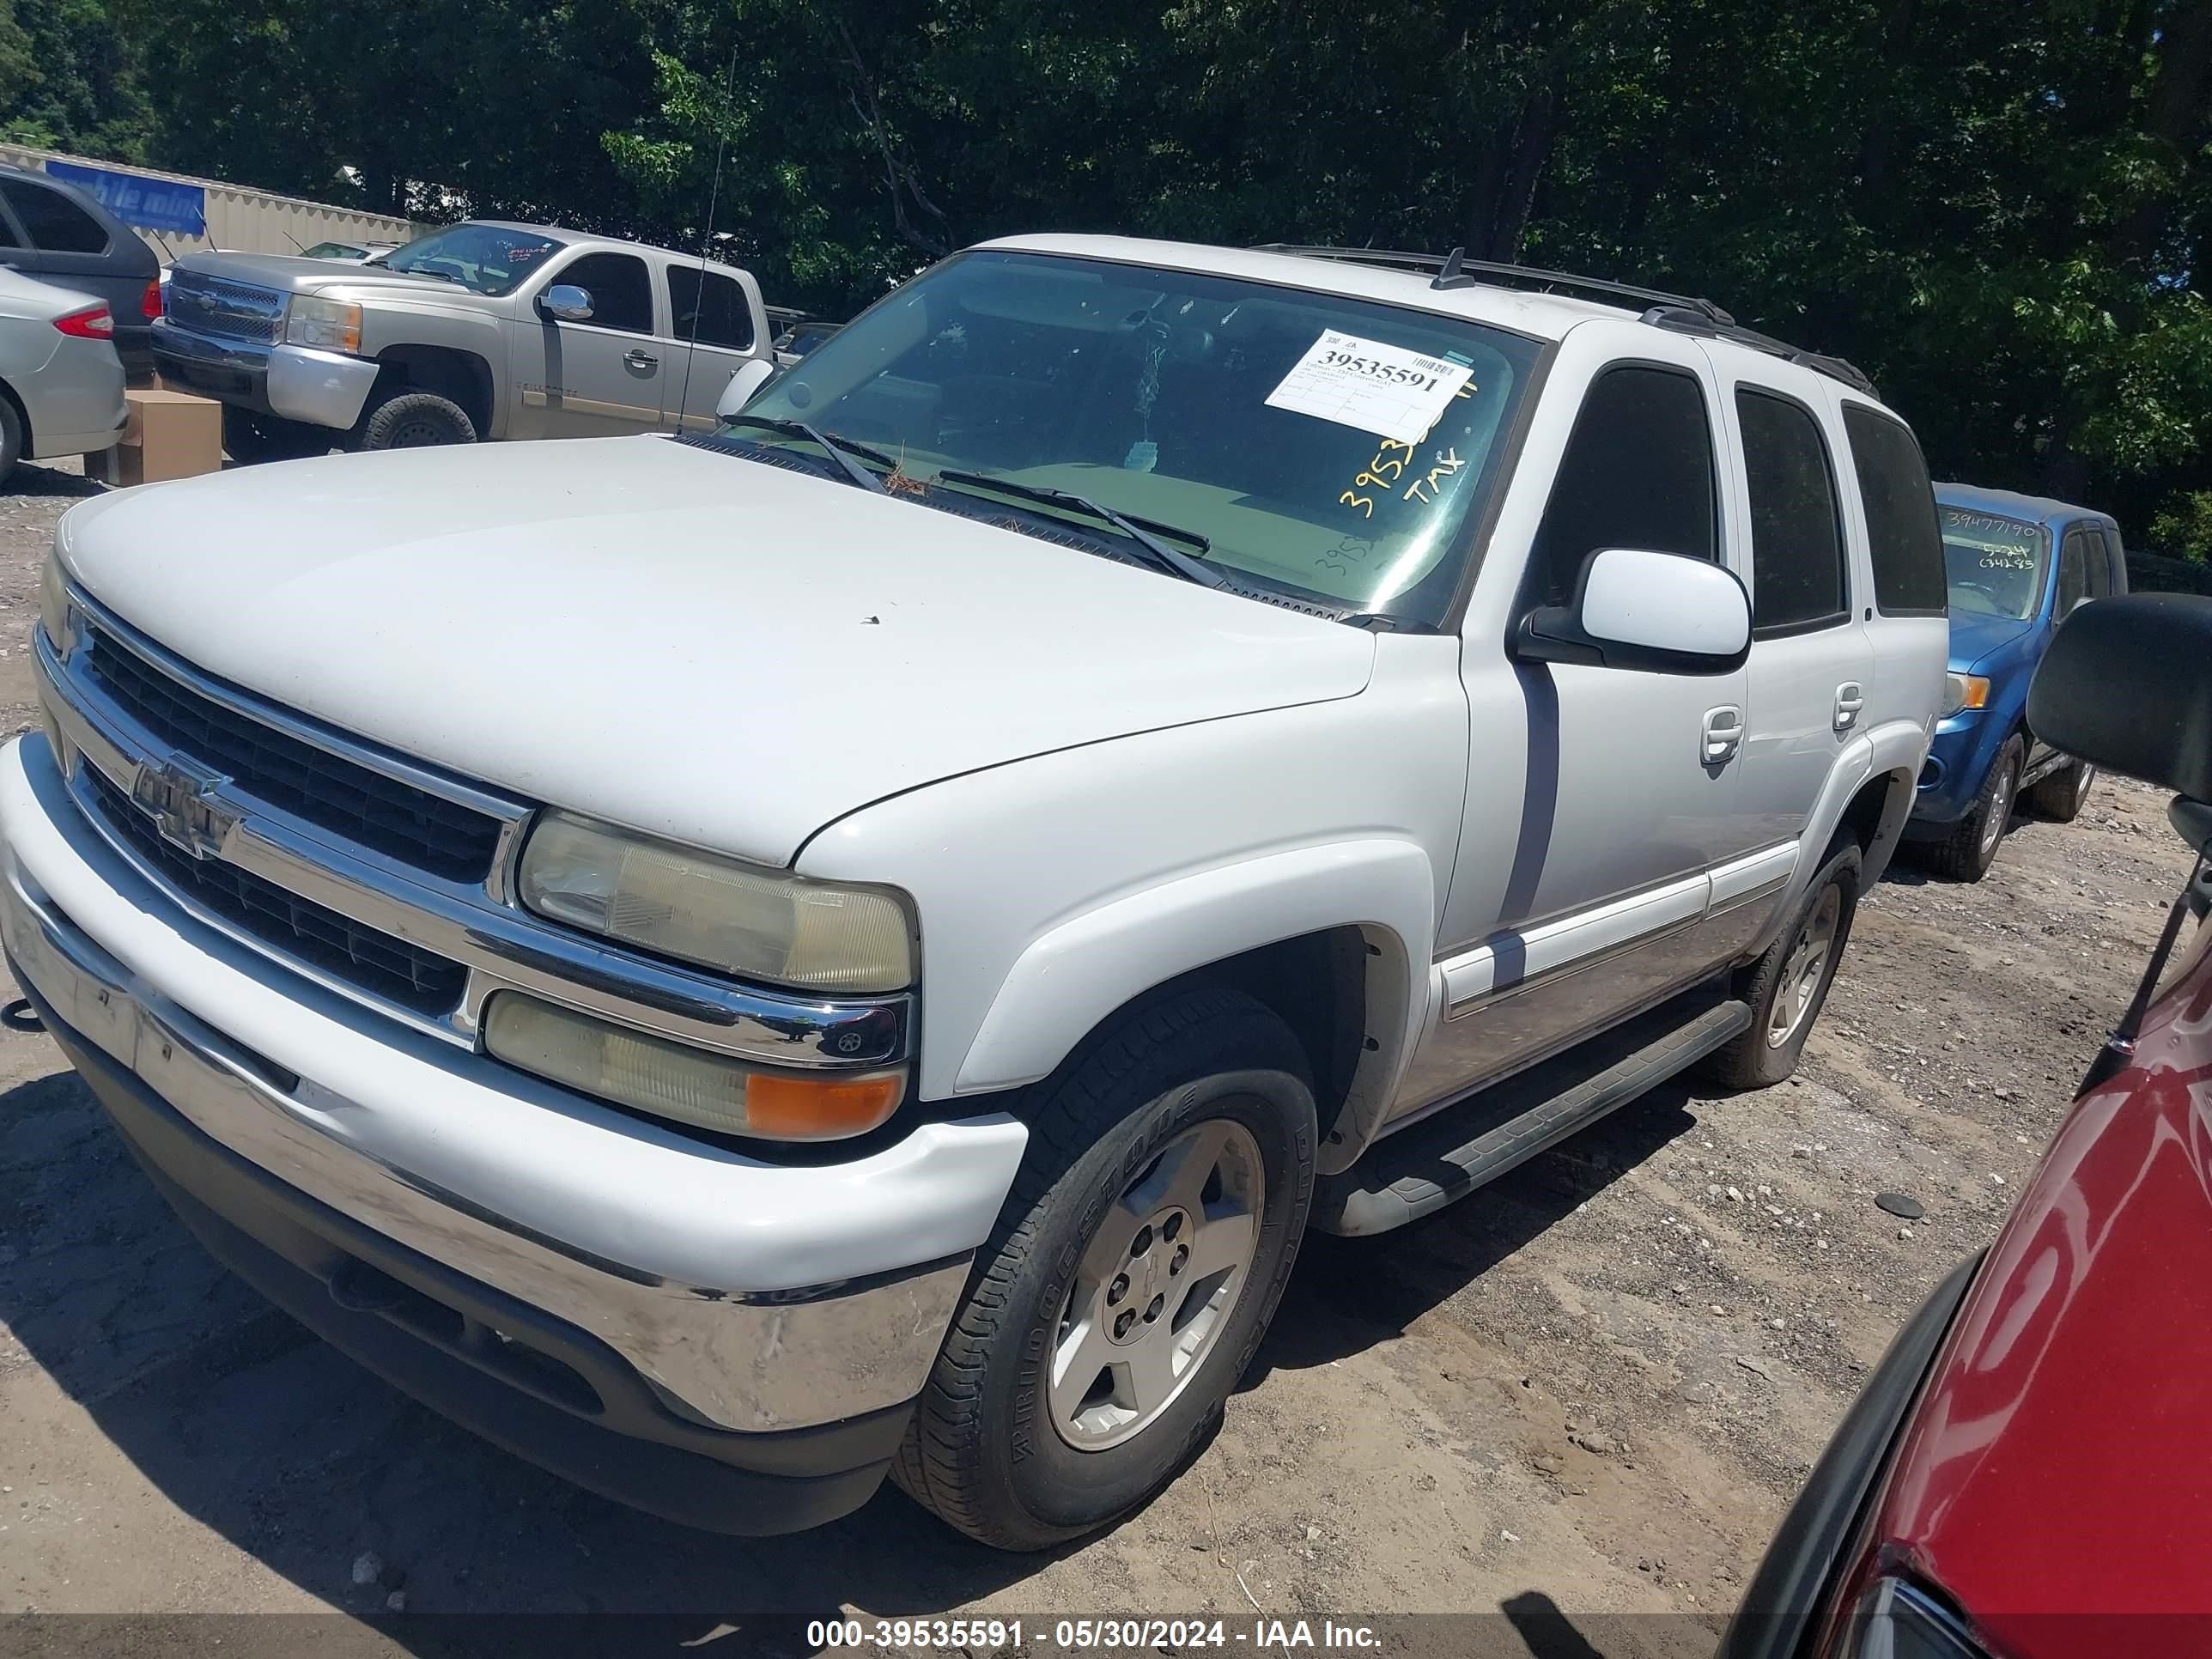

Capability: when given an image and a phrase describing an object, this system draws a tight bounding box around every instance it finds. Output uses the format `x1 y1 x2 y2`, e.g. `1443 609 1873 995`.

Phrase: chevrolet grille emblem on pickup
130 758 237 860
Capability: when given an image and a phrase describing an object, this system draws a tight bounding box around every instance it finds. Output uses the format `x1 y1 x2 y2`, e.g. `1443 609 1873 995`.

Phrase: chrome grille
83 623 504 883
83 765 467 1015
39 586 913 1067
165 270 286 344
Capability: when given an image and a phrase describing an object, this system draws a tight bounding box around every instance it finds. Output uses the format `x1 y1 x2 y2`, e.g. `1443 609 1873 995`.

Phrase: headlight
39 550 76 656
1942 673 1990 718
483 992 905 1140
516 811 915 994
284 295 363 354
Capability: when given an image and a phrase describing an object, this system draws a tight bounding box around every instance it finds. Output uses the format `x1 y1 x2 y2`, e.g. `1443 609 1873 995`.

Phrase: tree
111 0 657 221
0 0 154 160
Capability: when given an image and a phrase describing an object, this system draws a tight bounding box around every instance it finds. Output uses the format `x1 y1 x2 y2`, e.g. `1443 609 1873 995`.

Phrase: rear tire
2024 758 2095 823
351 391 476 451
0 394 22 489
222 407 331 464
1700 842 1862 1091
893 988 1316 1551
1928 735 2021 882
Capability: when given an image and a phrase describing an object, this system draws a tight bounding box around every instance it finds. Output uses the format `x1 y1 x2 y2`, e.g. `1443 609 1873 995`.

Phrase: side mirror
538 284 593 322
1516 547 1752 675
715 358 777 419
2027 592 2212 809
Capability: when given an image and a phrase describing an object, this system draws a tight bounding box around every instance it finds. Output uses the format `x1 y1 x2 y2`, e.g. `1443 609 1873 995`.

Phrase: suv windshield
1941 506 2048 619
731 251 1543 623
382 224 565 296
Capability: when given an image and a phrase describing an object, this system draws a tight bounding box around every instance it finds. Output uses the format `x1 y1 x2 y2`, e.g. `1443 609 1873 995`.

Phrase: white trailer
0 143 420 264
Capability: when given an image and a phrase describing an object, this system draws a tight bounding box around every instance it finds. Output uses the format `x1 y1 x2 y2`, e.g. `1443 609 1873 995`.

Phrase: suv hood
57 436 1374 865
174 251 457 299
1948 608 2039 674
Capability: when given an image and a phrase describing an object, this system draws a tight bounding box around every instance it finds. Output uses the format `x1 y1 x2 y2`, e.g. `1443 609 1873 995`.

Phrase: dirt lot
0 454 2197 1652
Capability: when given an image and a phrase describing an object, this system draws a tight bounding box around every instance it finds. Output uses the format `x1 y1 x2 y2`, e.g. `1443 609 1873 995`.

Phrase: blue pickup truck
1906 483 2128 879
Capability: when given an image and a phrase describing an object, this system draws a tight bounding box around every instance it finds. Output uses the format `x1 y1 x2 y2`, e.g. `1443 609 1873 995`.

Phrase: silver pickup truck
152 220 777 461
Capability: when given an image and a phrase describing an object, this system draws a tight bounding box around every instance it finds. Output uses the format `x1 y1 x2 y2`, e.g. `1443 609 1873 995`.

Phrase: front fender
957 838 1432 1097
793 638 1470 1121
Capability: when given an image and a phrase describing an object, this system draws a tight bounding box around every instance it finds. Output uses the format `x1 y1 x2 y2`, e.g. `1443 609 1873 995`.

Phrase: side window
1528 364 1718 609
2057 531 2090 616
1841 404 1945 615
1736 387 1847 634
2085 528 2115 599
0 204 20 249
0 179 109 254
667 265 755 351
556 252 653 336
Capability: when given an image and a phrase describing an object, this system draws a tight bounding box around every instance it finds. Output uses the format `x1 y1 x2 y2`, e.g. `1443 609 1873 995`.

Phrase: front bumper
150 318 380 430
0 733 1028 1530
1907 714 1992 830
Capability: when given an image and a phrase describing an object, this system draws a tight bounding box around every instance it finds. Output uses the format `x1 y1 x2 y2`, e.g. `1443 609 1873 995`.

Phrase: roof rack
1251 242 1877 399
1640 303 1880 398
1253 243 1733 325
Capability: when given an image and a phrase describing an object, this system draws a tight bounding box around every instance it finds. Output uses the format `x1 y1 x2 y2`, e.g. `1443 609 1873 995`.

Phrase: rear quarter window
1842 404 1945 615
0 178 110 255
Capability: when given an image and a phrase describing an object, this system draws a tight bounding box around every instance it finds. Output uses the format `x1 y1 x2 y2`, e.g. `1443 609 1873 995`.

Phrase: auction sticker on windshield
1266 330 1476 445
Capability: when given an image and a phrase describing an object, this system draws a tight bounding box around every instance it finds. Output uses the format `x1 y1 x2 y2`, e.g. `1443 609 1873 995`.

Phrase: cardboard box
86 389 223 487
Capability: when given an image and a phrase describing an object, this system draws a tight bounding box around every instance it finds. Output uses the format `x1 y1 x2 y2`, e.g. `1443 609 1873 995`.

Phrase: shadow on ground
0 1024 1701 1638
1252 1083 1701 1380
1 462 103 501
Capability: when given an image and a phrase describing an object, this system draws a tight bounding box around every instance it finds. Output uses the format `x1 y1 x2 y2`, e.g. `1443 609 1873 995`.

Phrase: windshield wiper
931 469 1226 589
392 264 466 287
721 416 890 493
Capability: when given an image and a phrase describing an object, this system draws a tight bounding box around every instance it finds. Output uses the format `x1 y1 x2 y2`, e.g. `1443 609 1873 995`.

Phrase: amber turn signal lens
744 1071 907 1139
482 991 905 1141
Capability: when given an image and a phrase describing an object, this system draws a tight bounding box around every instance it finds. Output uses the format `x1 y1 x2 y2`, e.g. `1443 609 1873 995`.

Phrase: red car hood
1868 932 2212 1650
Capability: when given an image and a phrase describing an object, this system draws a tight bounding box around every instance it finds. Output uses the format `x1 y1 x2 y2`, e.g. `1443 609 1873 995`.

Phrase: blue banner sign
44 160 207 237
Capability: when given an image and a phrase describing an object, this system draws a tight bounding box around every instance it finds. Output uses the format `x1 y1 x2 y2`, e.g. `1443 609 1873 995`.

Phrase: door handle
1701 704 1744 766
1833 681 1865 732
624 349 659 370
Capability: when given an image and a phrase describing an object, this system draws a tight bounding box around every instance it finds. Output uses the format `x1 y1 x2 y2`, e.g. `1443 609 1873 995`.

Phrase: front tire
894 988 1316 1551
1928 735 2021 882
351 390 477 451
1701 842 1862 1091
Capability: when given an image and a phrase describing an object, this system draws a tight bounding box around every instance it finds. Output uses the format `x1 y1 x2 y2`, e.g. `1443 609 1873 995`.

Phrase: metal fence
0 143 422 264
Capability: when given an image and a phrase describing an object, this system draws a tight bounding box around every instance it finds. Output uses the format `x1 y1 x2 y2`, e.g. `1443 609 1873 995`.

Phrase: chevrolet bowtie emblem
130 757 237 860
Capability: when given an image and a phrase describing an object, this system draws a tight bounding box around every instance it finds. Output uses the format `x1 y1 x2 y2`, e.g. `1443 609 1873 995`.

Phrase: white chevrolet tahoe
5 237 1947 1549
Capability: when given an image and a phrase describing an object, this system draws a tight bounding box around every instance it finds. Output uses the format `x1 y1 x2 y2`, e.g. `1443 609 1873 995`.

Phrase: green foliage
0 0 154 159
2149 490 2212 562
33 0 2212 524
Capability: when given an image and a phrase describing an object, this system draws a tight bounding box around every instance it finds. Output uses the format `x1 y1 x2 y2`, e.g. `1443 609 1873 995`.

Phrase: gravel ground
0 453 2197 1652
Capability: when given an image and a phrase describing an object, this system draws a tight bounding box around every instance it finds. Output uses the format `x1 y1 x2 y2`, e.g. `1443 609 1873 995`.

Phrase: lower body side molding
1313 986 1752 1236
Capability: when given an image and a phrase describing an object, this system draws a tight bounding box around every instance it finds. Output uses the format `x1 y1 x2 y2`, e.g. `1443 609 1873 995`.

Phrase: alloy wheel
1767 884 1843 1048
1049 1118 1265 1450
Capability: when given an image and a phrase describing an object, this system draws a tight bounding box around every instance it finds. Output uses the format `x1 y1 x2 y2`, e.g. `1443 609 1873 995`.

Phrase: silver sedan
0 267 127 489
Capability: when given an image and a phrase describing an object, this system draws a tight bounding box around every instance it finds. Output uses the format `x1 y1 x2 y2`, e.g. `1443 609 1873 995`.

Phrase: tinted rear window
669 265 755 351
1737 387 1847 633
1 179 109 254
1842 404 1945 615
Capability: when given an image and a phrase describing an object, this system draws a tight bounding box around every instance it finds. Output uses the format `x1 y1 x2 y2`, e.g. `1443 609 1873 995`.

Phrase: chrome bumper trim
0 860 965 1432
35 598 912 1070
